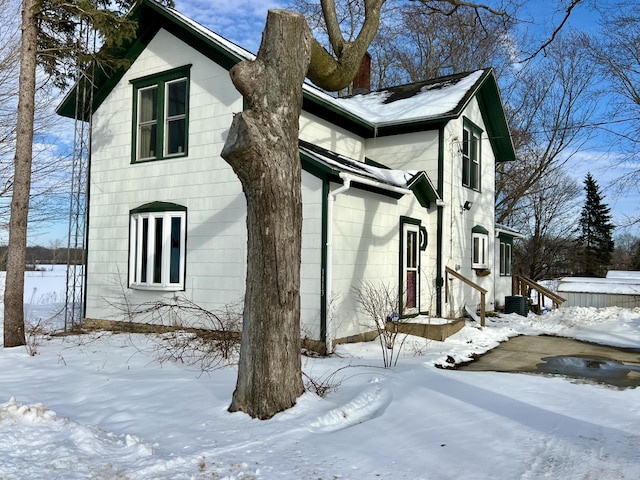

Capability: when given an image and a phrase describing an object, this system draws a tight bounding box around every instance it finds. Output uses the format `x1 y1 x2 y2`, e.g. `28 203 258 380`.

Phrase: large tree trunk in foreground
222 10 310 419
4 0 37 348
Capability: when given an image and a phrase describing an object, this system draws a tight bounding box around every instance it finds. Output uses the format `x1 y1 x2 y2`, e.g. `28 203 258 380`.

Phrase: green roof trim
130 201 187 214
57 0 245 120
406 172 440 209
56 0 516 167
472 225 489 235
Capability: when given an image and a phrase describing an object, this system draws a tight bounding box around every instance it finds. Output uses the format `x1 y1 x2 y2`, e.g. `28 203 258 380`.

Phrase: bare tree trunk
221 10 310 419
4 0 37 348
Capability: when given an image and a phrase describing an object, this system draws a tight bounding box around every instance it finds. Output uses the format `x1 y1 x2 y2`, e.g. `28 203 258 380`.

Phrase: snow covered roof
56 0 516 162
162 4 487 127
606 271 640 280
495 223 524 239
334 71 484 125
558 274 640 295
300 141 440 208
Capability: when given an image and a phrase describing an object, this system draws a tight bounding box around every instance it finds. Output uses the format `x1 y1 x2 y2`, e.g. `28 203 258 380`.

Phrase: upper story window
462 119 482 191
129 202 187 291
131 65 191 163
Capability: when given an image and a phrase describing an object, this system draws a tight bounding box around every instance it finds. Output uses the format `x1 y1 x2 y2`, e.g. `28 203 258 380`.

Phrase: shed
558 271 640 308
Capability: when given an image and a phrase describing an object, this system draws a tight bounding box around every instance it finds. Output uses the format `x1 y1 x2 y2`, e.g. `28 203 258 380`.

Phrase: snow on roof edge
155 1 486 129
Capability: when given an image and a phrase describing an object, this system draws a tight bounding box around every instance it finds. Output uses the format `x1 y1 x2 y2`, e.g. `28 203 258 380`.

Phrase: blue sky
34 0 638 245
174 0 638 232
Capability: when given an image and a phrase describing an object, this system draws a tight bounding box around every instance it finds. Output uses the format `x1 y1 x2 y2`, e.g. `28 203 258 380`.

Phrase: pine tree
575 172 615 277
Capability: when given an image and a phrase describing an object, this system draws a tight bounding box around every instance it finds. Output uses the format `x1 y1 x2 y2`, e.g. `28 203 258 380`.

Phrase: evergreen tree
575 172 615 277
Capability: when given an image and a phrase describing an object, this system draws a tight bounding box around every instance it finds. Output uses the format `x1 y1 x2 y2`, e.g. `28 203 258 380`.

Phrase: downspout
325 175 351 353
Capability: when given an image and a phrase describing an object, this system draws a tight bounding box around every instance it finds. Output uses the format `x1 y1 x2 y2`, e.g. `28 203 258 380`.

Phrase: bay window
129 202 186 290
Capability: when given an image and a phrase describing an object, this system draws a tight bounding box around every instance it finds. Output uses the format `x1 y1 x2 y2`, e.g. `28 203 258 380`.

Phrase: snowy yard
1 267 639 479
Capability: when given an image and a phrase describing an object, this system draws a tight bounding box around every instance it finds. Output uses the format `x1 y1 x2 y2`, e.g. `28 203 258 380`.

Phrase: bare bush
24 318 51 356
354 281 407 368
110 295 242 371
302 364 382 397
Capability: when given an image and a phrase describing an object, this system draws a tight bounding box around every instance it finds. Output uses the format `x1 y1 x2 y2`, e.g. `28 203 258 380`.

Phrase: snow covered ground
1 267 639 479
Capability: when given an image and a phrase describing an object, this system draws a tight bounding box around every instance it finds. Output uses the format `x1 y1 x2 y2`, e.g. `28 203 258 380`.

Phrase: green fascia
320 180 329 343
57 0 245 120
300 150 404 200
130 201 187 214
58 2 516 163
406 171 440 209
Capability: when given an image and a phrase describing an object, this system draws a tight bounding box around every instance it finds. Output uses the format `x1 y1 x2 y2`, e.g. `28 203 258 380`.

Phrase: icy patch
308 383 392 433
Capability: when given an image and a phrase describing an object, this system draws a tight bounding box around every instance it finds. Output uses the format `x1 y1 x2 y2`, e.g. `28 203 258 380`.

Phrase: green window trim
399 216 422 315
131 65 191 163
498 233 514 276
462 118 483 191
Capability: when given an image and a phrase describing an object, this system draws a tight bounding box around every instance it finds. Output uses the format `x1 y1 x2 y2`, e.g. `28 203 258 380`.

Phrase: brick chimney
352 52 371 94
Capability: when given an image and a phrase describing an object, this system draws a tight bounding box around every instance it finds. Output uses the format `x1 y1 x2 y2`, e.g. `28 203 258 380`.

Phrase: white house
57 0 518 350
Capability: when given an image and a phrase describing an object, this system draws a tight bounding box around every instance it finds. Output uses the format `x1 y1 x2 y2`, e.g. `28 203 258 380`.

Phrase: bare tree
512 170 582 279
589 6 640 222
288 0 517 91
496 30 599 226
4 0 38 347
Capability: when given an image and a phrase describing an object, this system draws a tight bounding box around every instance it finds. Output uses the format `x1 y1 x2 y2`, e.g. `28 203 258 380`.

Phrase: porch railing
445 266 487 327
512 275 566 314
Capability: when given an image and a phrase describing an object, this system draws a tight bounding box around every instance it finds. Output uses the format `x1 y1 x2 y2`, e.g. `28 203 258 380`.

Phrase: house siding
300 111 365 160
440 100 498 317
328 186 433 339
74 7 517 347
86 29 324 338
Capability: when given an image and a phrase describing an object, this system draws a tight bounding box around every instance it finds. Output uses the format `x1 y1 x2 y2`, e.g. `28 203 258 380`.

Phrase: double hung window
132 66 190 162
129 202 187 290
462 120 482 191
499 239 513 276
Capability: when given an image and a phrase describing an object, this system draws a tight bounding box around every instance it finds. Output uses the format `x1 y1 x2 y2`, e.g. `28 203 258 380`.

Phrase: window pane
170 217 181 284
138 124 157 159
139 87 157 122
153 217 163 284
406 231 417 268
406 271 416 309
141 218 149 283
469 135 480 189
473 237 479 264
167 80 186 117
167 118 185 155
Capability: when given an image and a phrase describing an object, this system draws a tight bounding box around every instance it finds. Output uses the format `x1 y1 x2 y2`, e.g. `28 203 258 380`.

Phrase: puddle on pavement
458 335 640 389
537 355 640 388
